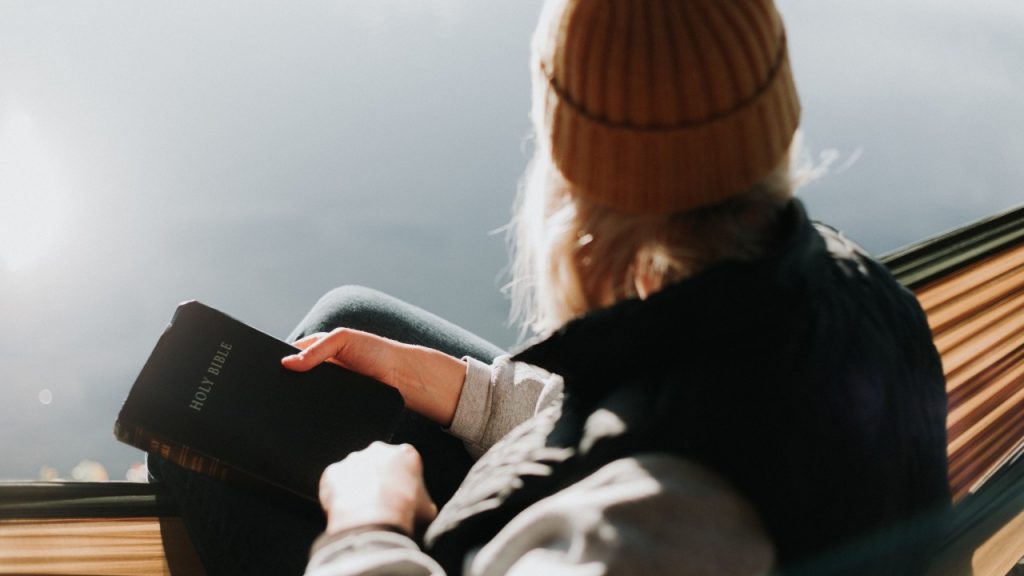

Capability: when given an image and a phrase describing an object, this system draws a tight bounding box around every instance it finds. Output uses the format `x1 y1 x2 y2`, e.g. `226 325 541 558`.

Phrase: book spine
115 420 232 482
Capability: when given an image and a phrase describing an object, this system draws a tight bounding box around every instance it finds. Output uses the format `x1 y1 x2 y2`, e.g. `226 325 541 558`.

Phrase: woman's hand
318 441 437 536
282 329 396 385
281 328 468 427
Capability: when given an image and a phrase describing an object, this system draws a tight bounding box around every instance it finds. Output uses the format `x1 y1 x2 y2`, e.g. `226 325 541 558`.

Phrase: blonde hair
508 150 795 338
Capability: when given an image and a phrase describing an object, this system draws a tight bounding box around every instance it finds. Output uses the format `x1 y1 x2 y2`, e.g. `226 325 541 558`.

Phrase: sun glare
0 111 67 273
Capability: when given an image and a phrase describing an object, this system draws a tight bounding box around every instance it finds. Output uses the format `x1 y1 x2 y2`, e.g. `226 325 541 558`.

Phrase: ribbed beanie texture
531 0 801 214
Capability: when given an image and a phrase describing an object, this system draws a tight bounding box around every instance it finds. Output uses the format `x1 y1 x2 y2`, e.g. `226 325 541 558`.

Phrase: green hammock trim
0 482 174 519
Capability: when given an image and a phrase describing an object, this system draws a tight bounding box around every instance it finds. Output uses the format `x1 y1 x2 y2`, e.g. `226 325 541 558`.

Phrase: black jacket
426 200 950 575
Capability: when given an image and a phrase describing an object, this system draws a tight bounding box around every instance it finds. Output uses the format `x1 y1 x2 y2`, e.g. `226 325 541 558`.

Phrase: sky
0 0 1021 480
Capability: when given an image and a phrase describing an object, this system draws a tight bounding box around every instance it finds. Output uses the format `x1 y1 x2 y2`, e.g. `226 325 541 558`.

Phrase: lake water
1 0 1021 481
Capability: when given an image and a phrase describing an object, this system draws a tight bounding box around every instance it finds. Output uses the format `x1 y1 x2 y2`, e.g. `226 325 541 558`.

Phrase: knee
316 285 392 316
303 285 399 334
316 285 383 309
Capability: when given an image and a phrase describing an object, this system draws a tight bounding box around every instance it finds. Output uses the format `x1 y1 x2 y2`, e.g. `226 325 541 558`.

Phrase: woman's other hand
319 441 437 536
281 328 467 427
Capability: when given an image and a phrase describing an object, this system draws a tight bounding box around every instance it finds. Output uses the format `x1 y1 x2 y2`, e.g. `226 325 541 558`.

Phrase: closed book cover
115 300 405 501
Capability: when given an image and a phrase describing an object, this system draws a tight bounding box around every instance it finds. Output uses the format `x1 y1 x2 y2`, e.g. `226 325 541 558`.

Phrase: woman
156 0 950 573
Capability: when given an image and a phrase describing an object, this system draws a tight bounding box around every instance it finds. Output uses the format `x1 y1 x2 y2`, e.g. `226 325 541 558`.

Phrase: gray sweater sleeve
304 454 776 576
446 354 564 458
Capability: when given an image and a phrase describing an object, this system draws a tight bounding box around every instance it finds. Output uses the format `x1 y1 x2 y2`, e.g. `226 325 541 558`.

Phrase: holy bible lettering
189 341 233 412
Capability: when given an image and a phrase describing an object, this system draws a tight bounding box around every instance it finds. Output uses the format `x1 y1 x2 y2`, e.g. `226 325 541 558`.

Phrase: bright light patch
0 110 67 272
71 460 109 482
38 389 53 405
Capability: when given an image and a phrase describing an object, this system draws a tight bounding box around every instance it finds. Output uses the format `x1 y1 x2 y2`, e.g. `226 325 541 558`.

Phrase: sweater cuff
447 356 493 445
308 528 420 570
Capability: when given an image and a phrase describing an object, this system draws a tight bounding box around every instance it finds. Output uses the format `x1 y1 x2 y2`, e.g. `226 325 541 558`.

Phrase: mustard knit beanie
531 0 801 214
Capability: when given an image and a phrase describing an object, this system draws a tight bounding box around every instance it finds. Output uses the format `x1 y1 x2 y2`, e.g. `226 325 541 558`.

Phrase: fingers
415 482 439 524
281 329 351 372
291 333 325 351
388 443 437 523
282 327 397 386
375 443 436 524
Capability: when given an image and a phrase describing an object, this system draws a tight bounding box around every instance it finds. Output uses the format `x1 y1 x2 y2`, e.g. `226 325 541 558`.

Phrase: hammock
1 203 1022 576
885 203 1024 576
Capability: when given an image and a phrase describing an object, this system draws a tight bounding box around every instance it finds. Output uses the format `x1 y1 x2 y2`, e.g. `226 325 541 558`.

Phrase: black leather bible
115 301 405 501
